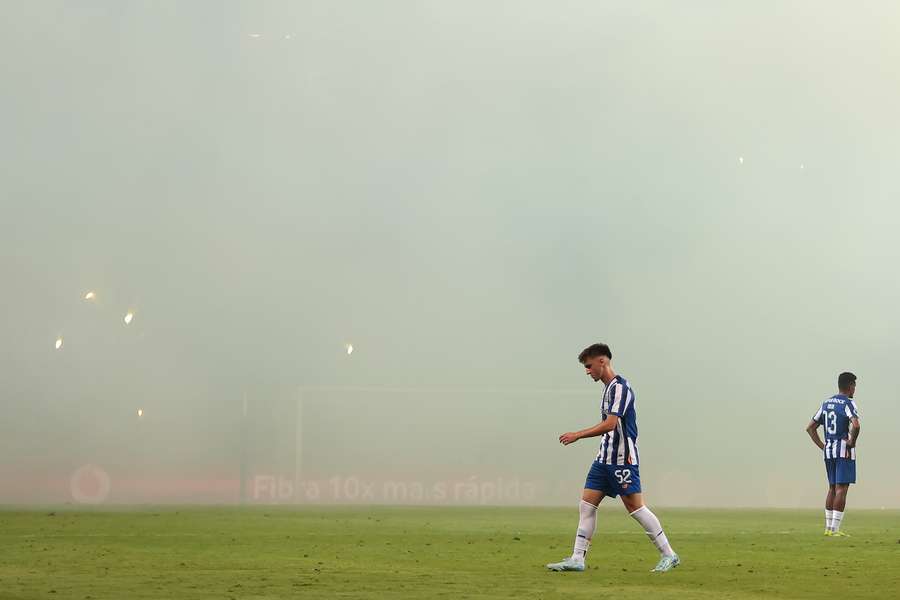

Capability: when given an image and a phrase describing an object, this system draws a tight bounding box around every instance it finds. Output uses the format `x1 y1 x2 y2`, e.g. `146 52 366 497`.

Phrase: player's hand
559 432 580 445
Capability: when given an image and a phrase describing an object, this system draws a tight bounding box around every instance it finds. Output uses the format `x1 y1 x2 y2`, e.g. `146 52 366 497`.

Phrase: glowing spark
84 291 96 300
738 157 744 164
55 337 63 350
124 311 134 325
346 344 354 355
137 409 143 417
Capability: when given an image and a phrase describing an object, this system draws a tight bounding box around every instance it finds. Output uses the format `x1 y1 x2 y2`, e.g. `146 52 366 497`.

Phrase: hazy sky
1 1 898 507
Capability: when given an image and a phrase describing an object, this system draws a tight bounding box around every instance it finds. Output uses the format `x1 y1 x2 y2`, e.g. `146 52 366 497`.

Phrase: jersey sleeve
812 406 824 423
847 400 860 418
607 383 627 416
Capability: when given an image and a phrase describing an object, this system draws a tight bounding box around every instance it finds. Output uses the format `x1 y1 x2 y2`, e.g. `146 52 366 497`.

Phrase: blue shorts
825 458 856 485
584 460 642 498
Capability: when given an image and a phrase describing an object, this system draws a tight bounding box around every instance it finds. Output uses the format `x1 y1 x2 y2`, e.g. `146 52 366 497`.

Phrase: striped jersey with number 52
596 376 639 466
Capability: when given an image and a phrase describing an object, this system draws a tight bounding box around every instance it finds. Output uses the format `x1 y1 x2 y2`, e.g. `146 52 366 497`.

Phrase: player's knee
581 489 603 506
621 496 643 513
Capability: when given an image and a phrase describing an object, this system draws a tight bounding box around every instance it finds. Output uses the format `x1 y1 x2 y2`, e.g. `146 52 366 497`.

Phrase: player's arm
559 415 619 446
846 417 861 448
805 419 825 450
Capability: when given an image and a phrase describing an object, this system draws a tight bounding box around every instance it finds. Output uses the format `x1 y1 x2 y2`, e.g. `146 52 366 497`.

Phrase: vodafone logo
70 464 111 504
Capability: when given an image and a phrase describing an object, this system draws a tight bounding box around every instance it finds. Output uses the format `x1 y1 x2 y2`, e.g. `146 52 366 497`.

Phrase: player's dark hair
578 343 612 363
838 371 857 390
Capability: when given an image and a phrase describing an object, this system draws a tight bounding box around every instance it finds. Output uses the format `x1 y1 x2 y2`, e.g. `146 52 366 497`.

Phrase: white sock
832 510 844 532
825 509 834 531
630 506 674 557
571 500 597 562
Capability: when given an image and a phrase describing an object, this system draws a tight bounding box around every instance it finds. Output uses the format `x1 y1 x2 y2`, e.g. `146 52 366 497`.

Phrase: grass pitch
1 506 898 599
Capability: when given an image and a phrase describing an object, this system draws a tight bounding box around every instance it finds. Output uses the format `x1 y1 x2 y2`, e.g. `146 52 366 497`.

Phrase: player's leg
831 484 850 535
547 489 604 571
614 466 679 572
825 484 836 534
547 463 607 572
823 459 837 534
621 492 678 571
833 485 848 511
829 459 855 537
573 488 603 561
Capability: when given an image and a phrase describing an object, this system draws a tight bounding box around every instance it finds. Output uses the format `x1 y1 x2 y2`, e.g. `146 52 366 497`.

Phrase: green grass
1 506 898 599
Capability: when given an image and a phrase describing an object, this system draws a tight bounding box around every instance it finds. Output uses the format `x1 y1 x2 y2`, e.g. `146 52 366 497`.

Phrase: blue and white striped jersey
812 394 860 460
596 376 639 466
